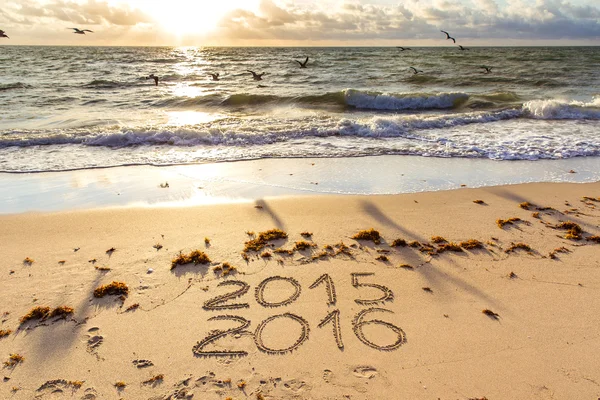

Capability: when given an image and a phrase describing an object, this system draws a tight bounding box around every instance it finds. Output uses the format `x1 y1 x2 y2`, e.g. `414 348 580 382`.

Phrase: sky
1 0 599 46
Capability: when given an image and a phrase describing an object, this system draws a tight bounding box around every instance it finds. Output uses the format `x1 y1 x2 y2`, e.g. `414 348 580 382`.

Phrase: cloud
0 0 598 44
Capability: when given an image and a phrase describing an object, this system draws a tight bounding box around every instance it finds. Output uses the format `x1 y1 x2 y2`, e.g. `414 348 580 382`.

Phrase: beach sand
1 181 599 399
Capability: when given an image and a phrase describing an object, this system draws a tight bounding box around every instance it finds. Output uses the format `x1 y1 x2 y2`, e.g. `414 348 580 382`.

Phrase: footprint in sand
87 335 103 350
353 366 378 379
282 379 308 393
323 370 333 383
132 359 154 368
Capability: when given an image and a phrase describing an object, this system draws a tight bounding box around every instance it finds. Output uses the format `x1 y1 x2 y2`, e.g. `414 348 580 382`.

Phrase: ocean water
0 46 599 172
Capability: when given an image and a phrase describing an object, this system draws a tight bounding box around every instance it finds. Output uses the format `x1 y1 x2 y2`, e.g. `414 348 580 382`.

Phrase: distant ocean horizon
1 46 599 173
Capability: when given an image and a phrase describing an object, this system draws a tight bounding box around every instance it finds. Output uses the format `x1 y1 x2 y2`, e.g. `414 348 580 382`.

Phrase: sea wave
0 82 32 91
523 97 600 120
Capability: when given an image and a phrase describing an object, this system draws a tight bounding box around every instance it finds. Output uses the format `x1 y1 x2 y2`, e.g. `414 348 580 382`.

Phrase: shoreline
2 155 600 214
1 181 599 399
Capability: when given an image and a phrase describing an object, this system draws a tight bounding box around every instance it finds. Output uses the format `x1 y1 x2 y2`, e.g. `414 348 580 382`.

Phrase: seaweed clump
294 241 316 251
351 229 382 244
505 243 532 253
3 354 24 367
586 236 600 243
390 238 407 247
496 217 526 229
171 250 211 270
437 242 463 253
93 281 129 298
549 247 570 259
430 236 447 244
19 306 51 324
300 232 313 238
0 329 12 338
519 202 534 210
554 221 583 240
460 239 484 250
482 309 500 320
23 257 34 265
473 200 485 204
49 306 74 319
143 375 164 385
375 255 389 262
243 229 288 253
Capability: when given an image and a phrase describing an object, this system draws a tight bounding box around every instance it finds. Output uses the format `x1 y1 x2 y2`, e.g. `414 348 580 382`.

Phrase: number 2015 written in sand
193 273 407 356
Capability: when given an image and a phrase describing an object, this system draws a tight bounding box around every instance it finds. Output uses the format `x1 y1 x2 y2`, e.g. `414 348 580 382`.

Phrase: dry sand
1 182 599 399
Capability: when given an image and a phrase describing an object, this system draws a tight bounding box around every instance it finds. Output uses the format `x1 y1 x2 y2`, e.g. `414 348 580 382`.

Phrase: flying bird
295 57 309 68
409 67 423 74
441 30 456 43
147 74 159 86
480 66 493 74
69 28 93 35
209 73 220 81
0 30 9 39
247 70 266 81
458 45 469 51
397 47 412 51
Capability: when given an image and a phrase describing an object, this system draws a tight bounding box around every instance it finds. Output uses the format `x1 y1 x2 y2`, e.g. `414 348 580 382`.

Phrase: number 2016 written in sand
193 273 407 356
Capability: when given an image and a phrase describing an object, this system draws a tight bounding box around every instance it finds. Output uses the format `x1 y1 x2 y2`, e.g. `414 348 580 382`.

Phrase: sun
137 0 259 36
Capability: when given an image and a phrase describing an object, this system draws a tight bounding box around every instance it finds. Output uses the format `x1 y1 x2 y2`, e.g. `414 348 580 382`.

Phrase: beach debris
508 272 518 279
88 259 97 264
496 217 529 229
351 229 382 244
93 281 129 298
143 374 164 385
147 268 154 274
171 250 211 270
391 238 407 247
482 309 500 320
106 247 116 254
473 199 485 204
23 257 34 265
505 243 533 253
437 242 463 253
58 260 66 265
300 232 313 238
95 265 111 271
49 306 74 319
375 255 389 262
460 239 484 250
587 235 600 243
549 247 570 259
431 236 447 244
553 221 583 240
204 237 210 245
519 202 534 210
294 241 316 251
159 182 169 188
261 251 272 258
422 287 433 293
243 228 288 253
237 380 247 389
0 330 12 338
153 243 163 250
3 354 24 368
19 306 51 324
126 303 140 312
73 247 80 252
399 264 414 270
114 381 127 389
532 212 540 219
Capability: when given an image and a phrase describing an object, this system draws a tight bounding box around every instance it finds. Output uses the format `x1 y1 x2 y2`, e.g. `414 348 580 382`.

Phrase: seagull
480 66 493 74
147 74 159 86
409 67 423 74
69 28 93 35
295 57 309 68
441 30 456 43
0 30 9 39
458 45 469 51
209 73 220 81
396 47 412 51
247 70 266 81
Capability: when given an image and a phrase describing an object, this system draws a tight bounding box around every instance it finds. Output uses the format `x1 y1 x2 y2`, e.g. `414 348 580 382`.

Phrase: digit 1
309 273 337 305
318 309 344 349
